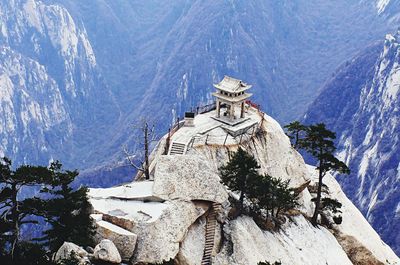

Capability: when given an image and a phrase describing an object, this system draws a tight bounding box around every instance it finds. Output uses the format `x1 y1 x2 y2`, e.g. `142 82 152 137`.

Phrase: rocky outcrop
188 115 310 189
333 231 384 265
54 242 90 265
93 239 122 264
306 165 399 264
176 216 207 265
89 107 399 264
95 220 137 261
214 216 353 265
131 200 209 264
153 155 229 203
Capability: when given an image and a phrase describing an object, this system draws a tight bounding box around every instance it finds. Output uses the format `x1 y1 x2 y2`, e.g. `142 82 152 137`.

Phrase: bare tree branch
123 117 159 180
123 146 144 172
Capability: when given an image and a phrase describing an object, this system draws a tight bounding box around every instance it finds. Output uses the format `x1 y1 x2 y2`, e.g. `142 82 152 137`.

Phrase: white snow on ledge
89 181 163 201
97 220 135 236
90 198 169 223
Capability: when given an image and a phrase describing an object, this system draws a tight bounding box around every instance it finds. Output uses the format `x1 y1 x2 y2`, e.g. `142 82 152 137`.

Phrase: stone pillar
216 99 220 117
230 103 235 121
240 101 245 118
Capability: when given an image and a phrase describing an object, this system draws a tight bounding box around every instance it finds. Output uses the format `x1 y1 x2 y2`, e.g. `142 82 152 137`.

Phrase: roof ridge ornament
213 75 252 93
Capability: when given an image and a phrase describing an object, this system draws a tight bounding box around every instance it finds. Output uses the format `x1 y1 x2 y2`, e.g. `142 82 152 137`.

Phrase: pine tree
0 158 95 263
284 121 307 149
219 148 260 210
248 174 297 218
41 161 95 252
300 123 350 226
312 197 343 225
0 157 53 261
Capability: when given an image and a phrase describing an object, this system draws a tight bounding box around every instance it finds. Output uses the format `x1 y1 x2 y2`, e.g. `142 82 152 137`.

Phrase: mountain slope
88 106 399 264
59 0 397 122
53 0 400 182
375 0 400 19
0 0 119 169
1 0 399 185
304 31 400 255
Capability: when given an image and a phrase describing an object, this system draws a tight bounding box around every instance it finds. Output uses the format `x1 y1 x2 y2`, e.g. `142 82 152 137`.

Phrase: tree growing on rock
284 121 307 149
312 197 343 226
219 148 260 210
298 123 350 226
248 174 298 218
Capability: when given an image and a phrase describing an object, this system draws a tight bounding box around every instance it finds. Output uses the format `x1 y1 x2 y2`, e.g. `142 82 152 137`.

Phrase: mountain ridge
304 31 400 255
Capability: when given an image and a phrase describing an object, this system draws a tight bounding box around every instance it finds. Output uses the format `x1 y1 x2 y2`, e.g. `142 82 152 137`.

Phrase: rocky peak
88 104 399 264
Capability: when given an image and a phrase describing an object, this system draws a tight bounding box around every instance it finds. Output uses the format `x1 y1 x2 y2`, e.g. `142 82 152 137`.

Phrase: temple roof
213 76 252 93
212 92 252 103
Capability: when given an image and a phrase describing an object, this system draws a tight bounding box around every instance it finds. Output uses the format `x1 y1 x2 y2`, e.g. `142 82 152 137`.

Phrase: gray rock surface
153 155 229 203
54 242 89 265
94 239 122 264
131 200 209 264
176 216 206 265
214 216 353 265
95 220 137 261
88 109 399 264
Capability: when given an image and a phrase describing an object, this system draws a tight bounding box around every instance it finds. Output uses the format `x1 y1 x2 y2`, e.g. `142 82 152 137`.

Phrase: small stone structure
184 112 195 127
212 76 252 123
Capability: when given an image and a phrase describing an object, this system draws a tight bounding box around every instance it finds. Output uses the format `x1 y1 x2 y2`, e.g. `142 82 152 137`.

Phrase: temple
212 76 252 124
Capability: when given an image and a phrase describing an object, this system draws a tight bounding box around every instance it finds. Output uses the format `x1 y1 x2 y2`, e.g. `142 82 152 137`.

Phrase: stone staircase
201 203 221 265
168 142 186 155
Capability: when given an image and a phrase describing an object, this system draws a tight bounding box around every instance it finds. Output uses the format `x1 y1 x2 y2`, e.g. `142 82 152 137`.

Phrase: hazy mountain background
304 31 400 254
0 0 399 252
0 0 398 177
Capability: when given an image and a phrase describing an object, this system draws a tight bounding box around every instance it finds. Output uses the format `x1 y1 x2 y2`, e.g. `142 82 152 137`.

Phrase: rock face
54 242 89 265
215 216 353 265
304 31 400 255
131 200 209 263
90 187 212 264
95 220 137 261
153 155 229 203
186 112 310 188
89 107 399 264
176 216 207 265
0 0 118 174
306 165 398 264
93 239 122 264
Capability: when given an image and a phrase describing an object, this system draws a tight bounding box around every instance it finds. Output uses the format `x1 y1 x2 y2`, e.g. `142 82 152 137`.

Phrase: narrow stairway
168 142 186 155
201 203 221 265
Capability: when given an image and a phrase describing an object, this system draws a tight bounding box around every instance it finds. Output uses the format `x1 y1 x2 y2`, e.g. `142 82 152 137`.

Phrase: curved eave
213 84 252 93
212 92 253 103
